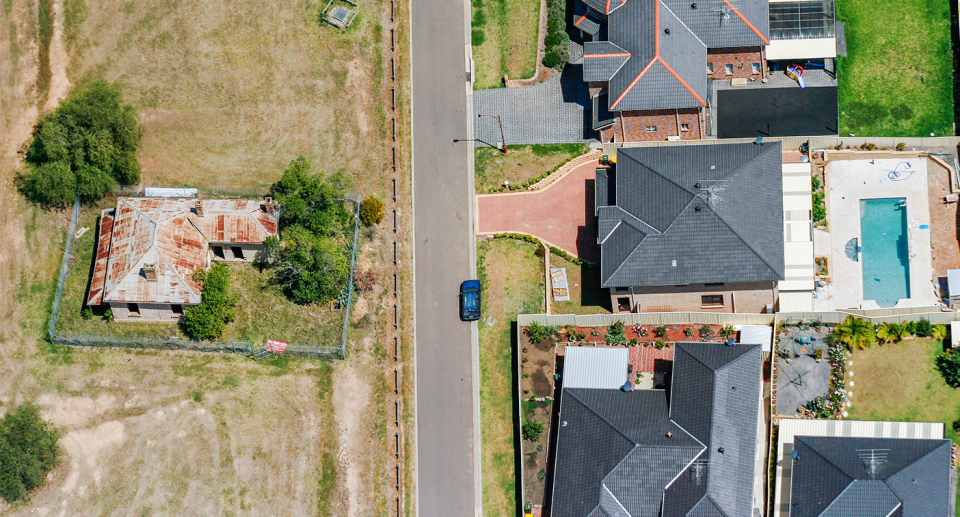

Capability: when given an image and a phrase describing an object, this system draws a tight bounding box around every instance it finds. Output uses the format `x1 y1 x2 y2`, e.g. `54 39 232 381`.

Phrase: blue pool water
860 198 910 307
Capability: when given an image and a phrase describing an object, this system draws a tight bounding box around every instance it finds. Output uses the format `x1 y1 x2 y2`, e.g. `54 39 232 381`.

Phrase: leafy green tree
271 226 350 305
876 322 908 343
269 156 351 237
19 80 143 206
0 404 60 502
835 315 876 350
181 264 236 340
936 349 960 388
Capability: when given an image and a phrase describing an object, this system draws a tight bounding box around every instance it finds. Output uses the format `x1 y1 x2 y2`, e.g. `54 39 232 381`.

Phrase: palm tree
835 315 876 350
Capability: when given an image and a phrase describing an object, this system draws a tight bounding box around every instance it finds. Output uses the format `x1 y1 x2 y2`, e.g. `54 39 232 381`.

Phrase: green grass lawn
844 338 960 513
477 238 545 516
471 0 541 89
475 143 590 193
837 0 954 136
550 255 611 315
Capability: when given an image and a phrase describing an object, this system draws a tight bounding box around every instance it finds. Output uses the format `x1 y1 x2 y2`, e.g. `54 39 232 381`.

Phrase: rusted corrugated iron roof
86 209 115 306
89 197 278 305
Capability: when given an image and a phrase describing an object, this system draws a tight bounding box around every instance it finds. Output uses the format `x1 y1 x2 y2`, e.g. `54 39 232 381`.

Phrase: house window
706 62 714 73
212 246 226 260
127 303 141 316
645 125 657 133
680 123 690 132
615 287 630 293
751 62 761 74
701 295 724 307
171 304 184 316
231 246 245 260
725 64 734 75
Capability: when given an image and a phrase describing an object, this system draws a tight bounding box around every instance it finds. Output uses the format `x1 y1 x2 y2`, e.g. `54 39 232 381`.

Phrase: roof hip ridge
565 389 640 446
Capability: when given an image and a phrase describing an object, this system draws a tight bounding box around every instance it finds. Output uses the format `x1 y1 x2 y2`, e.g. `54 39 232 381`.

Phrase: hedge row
543 0 570 70
490 232 589 266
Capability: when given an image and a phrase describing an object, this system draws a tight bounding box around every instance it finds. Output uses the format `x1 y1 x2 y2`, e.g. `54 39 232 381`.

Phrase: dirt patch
332 363 374 516
37 393 117 428
59 420 126 493
927 157 960 286
42 0 71 111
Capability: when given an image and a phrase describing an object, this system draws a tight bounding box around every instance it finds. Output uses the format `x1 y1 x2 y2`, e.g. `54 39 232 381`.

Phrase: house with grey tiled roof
578 0 770 142
789 436 952 516
595 141 784 313
550 342 765 516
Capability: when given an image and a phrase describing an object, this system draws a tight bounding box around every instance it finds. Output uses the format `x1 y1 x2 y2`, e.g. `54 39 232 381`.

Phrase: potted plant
684 327 693 337
813 348 824 363
655 325 667 337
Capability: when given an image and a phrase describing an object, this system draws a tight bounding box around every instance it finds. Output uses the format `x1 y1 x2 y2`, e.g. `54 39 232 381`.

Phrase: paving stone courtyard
775 327 832 415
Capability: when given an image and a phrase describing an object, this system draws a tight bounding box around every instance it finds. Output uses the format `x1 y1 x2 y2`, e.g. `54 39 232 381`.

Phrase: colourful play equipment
785 64 806 88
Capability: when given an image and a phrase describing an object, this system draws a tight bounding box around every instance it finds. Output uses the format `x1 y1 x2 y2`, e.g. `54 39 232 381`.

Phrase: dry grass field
0 0 399 513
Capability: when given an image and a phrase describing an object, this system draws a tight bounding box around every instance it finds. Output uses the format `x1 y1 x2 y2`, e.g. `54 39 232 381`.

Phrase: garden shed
562 347 629 389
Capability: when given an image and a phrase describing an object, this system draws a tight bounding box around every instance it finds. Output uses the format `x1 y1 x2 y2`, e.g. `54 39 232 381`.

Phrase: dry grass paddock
0 0 399 513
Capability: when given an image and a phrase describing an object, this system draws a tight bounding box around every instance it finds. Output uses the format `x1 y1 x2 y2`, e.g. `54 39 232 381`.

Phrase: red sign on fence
265 339 289 353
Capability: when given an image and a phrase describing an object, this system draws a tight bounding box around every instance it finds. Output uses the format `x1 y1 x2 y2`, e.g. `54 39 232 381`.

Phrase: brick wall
707 46 764 79
608 282 776 313
599 109 703 143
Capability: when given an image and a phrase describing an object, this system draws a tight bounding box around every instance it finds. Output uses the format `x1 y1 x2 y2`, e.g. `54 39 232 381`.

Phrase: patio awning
778 291 814 312
740 325 773 352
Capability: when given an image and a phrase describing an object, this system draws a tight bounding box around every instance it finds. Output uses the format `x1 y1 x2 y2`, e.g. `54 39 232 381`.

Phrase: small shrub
811 174 822 191
522 399 538 416
606 321 626 345
181 263 237 340
103 308 113 322
953 419 960 434
896 142 906 152
683 327 693 337
522 420 545 441
915 318 933 338
544 33 563 47
698 325 711 337
534 246 546 257
627 338 639 347
526 321 559 343
81 308 93 320
542 51 560 68
359 196 385 226
719 325 736 338
654 340 666 350
932 324 948 341
905 320 917 335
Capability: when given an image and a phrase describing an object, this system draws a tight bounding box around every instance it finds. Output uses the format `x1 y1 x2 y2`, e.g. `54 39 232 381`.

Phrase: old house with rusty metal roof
86 197 278 322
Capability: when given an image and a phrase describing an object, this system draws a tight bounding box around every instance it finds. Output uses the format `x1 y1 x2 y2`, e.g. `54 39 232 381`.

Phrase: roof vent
691 2 696 7
664 28 670 34
694 206 701 212
717 447 724 454
143 263 157 282
694 182 701 189
671 260 677 267
620 381 632 392
562 421 567 427
194 200 204 217
666 431 673 438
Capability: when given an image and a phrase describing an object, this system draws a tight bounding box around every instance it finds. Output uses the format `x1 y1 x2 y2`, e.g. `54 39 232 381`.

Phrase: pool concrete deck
814 158 939 310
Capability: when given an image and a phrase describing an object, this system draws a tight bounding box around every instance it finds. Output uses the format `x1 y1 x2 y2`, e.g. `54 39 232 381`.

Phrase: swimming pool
860 198 910 307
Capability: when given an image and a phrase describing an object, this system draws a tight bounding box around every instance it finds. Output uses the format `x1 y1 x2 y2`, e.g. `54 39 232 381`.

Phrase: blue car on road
459 280 481 321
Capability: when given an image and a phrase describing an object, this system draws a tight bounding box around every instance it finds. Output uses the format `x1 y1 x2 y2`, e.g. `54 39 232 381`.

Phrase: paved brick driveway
477 161 601 262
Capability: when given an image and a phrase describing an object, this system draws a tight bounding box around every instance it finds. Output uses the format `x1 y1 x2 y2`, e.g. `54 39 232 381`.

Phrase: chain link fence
47 193 363 360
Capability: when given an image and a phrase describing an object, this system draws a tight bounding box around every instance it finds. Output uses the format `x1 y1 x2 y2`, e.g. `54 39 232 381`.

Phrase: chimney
195 200 203 217
143 263 157 281
264 196 276 215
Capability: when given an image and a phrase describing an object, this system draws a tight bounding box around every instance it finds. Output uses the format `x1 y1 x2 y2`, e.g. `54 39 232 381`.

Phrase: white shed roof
947 269 960 297
740 325 773 352
562 347 629 389
778 291 814 312
766 38 837 60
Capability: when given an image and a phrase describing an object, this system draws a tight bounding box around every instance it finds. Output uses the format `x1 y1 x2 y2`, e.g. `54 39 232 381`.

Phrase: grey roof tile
599 141 784 288
552 344 761 517
584 42 631 82
662 0 769 47
791 436 952 517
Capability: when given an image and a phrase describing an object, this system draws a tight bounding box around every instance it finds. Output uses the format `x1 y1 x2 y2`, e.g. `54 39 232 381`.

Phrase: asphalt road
410 0 481 514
